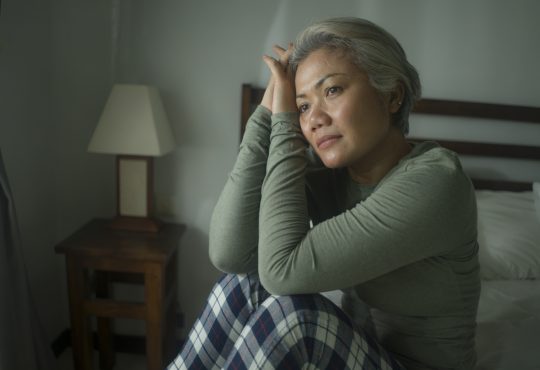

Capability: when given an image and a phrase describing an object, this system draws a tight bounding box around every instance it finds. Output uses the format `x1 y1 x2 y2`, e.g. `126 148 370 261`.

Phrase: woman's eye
298 103 309 113
326 86 342 96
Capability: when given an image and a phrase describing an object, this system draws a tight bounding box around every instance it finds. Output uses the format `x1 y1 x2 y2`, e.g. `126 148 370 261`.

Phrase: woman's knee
245 293 357 347
207 273 271 316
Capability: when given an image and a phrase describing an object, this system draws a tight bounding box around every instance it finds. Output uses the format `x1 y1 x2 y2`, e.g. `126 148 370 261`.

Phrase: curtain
0 150 56 370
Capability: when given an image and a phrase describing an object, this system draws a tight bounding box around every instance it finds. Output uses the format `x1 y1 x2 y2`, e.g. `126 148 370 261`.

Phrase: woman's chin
320 156 344 169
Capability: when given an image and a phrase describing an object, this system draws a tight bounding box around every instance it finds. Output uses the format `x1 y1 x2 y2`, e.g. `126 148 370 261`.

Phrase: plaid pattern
168 274 404 370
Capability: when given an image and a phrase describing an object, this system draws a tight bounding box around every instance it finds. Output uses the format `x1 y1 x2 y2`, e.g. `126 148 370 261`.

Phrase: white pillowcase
476 187 540 280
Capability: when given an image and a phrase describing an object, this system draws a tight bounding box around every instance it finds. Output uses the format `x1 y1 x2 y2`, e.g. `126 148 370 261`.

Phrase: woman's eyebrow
296 73 346 99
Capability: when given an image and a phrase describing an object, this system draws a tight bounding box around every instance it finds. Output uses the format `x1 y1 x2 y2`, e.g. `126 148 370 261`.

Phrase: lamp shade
88 84 175 156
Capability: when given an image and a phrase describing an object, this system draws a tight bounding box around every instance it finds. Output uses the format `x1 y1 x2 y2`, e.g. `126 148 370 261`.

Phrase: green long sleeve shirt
209 106 480 370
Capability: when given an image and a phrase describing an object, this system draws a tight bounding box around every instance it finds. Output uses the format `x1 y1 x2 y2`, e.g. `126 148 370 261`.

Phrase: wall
0 0 63 342
51 0 115 239
0 0 116 346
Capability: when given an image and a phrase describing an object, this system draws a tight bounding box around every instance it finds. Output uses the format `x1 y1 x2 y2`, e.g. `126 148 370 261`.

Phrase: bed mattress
475 280 540 370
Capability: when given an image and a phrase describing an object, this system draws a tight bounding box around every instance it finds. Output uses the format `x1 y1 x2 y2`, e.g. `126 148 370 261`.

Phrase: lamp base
108 216 162 233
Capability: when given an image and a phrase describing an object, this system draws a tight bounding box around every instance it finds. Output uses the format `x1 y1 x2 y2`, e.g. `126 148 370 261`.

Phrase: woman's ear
389 82 405 113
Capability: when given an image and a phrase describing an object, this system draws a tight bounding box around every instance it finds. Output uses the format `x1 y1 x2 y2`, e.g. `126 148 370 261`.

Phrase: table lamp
88 84 175 232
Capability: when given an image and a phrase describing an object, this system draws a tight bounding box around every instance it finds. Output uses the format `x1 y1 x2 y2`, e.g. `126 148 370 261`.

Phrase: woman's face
295 48 400 170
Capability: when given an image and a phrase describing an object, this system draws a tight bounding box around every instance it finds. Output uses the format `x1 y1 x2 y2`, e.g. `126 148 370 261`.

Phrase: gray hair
290 17 421 134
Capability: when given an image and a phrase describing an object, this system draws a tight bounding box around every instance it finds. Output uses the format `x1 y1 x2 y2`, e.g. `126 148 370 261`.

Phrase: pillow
476 189 540 280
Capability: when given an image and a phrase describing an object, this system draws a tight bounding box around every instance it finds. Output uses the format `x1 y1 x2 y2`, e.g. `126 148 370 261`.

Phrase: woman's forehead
294 49 362 92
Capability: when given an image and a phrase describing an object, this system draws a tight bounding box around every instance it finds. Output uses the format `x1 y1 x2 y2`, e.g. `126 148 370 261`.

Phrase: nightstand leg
145 264 164 370
96 271 115 370
164 254 179 364
66 257 93 370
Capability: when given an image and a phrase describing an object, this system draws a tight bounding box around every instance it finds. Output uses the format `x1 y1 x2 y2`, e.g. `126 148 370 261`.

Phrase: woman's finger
263 55 296 113
272 44 286 54
272 43 293 66
263 55 287 80
283 42 294 58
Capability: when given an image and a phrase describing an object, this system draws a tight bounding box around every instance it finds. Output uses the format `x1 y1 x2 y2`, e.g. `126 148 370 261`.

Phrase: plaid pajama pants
167 273 405 370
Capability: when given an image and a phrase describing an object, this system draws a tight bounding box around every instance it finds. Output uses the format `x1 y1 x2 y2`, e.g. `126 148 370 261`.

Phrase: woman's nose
308 105 331 131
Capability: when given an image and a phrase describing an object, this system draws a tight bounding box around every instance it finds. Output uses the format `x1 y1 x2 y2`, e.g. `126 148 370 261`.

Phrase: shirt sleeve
258 113 476 295
209 105 271 273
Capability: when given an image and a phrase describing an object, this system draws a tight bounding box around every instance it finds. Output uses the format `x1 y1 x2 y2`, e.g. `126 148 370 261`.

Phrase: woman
169 17 479 370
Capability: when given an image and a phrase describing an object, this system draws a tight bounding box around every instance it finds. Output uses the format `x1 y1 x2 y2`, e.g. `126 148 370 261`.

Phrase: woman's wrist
261 76 274 111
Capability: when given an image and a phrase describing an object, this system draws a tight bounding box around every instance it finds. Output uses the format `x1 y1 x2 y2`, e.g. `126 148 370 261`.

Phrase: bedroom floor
57 348 147 370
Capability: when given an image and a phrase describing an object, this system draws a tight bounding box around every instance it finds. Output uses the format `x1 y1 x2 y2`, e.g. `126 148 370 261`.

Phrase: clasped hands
261 43 298 114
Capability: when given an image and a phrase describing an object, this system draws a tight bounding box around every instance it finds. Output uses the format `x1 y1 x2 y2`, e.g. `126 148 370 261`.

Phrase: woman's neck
347 128 411 185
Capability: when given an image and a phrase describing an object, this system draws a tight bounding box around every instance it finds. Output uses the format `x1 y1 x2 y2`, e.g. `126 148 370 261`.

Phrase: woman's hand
262 43 297 114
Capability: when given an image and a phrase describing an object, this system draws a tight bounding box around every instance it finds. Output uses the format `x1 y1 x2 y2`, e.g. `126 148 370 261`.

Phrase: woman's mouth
316 135 341 149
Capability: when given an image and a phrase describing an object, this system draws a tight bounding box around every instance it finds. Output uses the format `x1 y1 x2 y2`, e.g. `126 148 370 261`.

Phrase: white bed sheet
475 280 540 370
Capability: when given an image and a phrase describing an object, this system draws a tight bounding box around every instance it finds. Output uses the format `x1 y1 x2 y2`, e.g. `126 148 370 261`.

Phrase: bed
240 83 540 369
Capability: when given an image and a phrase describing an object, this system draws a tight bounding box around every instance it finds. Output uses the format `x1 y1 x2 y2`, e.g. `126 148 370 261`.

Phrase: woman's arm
209 105 271 273
258 116 476 294
210 44 294 273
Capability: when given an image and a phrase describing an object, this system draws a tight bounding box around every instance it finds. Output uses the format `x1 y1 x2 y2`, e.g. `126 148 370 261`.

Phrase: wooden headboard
240 83 540 191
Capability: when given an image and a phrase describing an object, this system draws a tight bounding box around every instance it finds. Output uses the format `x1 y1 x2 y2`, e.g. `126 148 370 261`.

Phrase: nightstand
55 219 185 370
